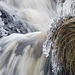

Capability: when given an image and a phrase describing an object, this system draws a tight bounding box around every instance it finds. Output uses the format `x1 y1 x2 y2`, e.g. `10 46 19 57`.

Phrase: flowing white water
0 32 47 75
0 0 75 75
0 0 57 75
0 0 57 31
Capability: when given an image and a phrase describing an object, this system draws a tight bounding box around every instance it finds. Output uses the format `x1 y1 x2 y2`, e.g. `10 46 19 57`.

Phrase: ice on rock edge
43 27 53 57
42 17 59 57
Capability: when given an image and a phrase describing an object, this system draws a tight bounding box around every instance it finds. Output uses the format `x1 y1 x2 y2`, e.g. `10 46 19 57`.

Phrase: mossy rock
56 17 75 75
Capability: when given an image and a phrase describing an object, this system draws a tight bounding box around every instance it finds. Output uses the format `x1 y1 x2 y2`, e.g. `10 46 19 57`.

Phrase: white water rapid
0 0 75 75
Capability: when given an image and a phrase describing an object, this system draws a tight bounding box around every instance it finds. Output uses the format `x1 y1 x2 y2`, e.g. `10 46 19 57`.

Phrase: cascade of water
0 0 75 75
3 0 57 30
0 0 57 75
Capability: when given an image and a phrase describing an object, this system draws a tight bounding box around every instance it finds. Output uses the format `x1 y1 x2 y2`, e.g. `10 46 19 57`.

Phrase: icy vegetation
43 0 75 74
43 0 75 57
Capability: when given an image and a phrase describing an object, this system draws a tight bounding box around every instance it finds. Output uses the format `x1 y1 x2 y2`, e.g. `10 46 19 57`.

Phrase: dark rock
0 8 13 24
0 8 35 38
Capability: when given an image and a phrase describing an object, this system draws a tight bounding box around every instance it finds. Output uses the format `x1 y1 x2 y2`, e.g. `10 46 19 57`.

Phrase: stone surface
0 8 35 38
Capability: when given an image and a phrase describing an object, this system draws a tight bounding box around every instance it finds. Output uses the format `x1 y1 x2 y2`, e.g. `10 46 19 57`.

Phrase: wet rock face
0 8 13 24
0 8 32 38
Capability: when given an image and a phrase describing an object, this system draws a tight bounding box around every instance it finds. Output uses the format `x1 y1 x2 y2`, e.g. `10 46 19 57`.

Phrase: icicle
43 30 52 57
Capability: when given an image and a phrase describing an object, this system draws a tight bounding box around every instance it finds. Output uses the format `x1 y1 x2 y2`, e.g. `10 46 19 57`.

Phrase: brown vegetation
56 17 75 75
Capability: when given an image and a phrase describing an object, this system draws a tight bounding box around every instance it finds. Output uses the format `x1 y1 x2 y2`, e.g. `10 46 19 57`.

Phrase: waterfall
0 32 47 75
0 0 75 75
